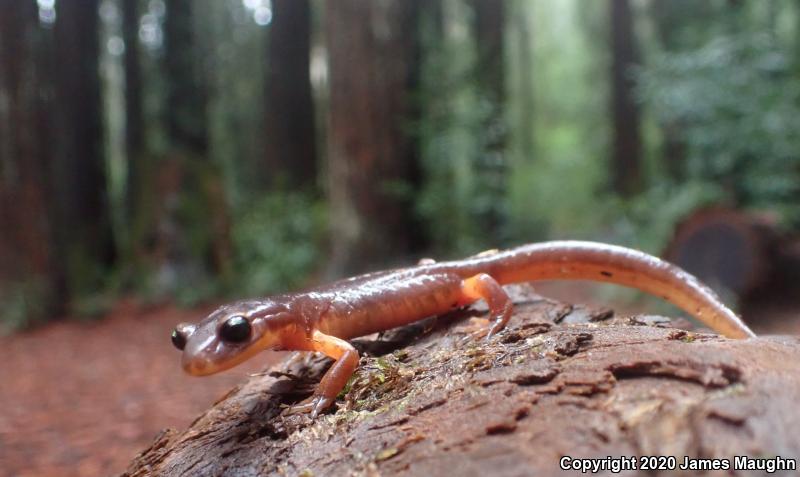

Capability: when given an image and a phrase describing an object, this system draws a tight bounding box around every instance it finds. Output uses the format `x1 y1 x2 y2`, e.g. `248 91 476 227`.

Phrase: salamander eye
219 315 251 343
171 329 187 350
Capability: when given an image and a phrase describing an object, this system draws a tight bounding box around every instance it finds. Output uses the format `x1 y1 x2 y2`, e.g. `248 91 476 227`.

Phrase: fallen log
664 207 779 298
124 286 800 476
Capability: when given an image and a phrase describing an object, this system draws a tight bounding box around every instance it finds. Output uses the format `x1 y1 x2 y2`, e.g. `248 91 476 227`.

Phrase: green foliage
507 0 611 242
637 33 800 225
230 191 326 297
416 0 511 256
612 180 726 253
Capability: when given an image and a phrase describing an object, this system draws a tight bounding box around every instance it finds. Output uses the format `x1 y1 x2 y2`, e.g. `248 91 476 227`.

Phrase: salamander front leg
304 330 360 418
460 273 513 338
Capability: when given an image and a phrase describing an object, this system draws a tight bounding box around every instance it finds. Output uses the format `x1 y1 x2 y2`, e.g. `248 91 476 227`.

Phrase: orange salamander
171 241 755 417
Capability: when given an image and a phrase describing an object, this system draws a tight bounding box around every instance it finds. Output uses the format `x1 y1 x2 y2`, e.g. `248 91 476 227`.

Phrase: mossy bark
124 286 800 476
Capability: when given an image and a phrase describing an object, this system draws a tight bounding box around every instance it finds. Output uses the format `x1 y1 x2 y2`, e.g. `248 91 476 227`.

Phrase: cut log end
123 286 800 477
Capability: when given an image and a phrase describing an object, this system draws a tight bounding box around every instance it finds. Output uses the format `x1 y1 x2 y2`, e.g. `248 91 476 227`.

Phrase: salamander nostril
171 329 187 350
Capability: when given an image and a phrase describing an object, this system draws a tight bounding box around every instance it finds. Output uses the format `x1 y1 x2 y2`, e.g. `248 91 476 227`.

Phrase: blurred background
2 0 800 475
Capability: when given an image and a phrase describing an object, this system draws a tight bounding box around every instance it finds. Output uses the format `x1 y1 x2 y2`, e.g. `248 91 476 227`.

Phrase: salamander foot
285 394 334 418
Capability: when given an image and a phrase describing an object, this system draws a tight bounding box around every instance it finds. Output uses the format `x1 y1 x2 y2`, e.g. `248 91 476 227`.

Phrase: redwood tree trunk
325 0 423 276
264 0 317 189
122 0 145 231
472 0 504 95
163 0 208 156
609 0 642 197
52 0 116 293
0 0 64 318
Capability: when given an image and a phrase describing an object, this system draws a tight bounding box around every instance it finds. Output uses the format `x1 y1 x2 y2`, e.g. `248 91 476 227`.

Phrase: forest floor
0 300 286 477
0 287 797 477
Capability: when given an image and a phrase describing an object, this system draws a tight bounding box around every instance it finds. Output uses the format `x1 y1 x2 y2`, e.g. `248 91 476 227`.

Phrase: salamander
171 241 755 417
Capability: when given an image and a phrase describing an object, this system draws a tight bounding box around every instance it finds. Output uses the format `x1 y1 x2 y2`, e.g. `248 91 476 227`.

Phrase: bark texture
124 287 800 476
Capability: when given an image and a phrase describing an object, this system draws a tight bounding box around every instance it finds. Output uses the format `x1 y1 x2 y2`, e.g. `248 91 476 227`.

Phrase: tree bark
0 0 64 318
609 0 643 197
471 0 504 96
263 0 317 189
122 0 145 230
163 0 208 156
471 0 506 96
124 287 800 476
52 0 116 293
325 0 423 276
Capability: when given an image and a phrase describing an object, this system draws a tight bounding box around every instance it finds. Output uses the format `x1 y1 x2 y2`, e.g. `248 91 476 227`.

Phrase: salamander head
171 299 293 376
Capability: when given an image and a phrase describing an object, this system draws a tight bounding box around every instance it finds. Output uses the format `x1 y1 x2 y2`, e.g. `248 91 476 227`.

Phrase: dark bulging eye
171 329 187 350
220 315 251 343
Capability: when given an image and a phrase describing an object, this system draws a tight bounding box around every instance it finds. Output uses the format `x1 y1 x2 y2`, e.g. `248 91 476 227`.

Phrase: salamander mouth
182 357 223 376
181 341 262 376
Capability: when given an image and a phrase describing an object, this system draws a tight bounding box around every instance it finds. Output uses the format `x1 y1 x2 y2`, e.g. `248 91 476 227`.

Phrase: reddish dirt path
0 301 285 477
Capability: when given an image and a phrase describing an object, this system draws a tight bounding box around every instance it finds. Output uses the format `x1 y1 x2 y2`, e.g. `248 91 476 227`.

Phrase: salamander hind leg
460 273 513 338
